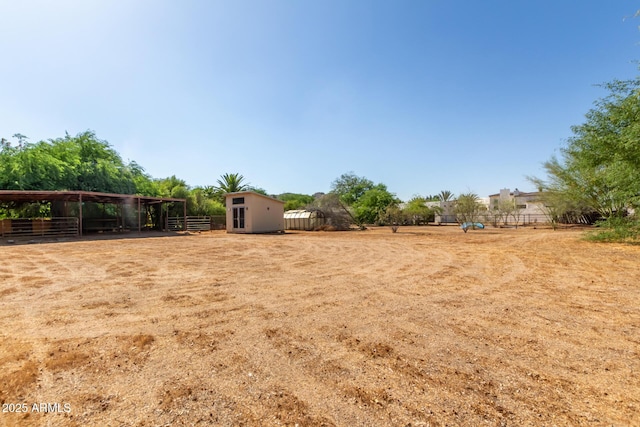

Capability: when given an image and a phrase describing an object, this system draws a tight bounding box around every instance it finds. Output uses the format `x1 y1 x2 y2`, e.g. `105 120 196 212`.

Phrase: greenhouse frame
284 209 326 231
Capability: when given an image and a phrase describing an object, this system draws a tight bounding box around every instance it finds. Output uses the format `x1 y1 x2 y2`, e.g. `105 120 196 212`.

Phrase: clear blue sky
1 1 639 200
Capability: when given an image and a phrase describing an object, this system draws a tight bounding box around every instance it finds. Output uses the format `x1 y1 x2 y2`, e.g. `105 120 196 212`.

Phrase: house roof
487 191 542 198
225 191 285 204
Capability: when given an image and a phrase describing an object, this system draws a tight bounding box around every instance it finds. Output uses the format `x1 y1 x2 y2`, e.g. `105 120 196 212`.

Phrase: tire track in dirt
1 227 639 425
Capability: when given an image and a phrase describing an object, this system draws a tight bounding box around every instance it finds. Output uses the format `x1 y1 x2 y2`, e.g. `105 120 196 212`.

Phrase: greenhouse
284 209 326 231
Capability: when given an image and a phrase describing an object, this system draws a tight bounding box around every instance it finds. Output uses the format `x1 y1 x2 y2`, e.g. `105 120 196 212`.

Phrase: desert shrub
586 216 640 244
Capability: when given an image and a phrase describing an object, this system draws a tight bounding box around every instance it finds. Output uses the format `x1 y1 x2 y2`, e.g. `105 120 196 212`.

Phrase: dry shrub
315 224 337 231
307 194 353 230
45 349 90 371
158 383 195 410
173 331 223 351
0 360 39 403
131 334 155 350
0 338 31 366
0 338 38 403
360 342 394 358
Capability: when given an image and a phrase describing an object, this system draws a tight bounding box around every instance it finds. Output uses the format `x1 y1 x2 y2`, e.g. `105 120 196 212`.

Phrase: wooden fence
1 217 79 238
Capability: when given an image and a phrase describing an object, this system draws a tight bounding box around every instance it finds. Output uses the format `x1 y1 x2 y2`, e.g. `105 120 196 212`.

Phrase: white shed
225 191 285 234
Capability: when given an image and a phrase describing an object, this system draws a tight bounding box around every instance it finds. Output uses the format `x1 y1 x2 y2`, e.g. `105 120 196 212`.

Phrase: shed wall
225 192 284 234
249 195 284 233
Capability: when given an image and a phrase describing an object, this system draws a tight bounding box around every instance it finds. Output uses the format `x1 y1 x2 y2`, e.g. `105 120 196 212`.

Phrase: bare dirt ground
0 226 639 426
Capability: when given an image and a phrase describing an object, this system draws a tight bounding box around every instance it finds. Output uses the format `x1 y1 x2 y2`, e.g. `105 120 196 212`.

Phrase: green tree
404 195 434 225
247 186 268 195
215 173 248 194
210 172 249 203
12 133 28 149
0 131 138 194
330 172 374 206
496 199 515 226
455 192 485 225
278 193 315 211
437 190 455 202
353 185 399 225
188 187 225 216
154 176 190 217
126 161 160 197
156 175 188 198
530 77 640 223
383 205 407 232
528 189 591 230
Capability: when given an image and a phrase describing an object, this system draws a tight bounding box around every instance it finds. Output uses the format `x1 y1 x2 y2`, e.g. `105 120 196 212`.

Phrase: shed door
233 207 245 229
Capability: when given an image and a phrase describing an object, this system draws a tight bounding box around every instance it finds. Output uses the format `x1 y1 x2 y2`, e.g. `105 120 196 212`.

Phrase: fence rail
484 213 593 227
1 217 79 238
186 216 211 232
167 216 222 232
167 217 185 231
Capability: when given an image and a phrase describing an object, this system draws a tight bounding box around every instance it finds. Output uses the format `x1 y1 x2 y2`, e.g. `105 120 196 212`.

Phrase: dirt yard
0 226 638 426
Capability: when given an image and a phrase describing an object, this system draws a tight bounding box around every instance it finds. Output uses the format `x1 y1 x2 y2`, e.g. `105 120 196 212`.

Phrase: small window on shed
232 197 245 205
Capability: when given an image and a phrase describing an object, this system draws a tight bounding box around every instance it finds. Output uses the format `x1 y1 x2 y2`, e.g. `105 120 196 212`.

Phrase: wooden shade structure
0 190 186 237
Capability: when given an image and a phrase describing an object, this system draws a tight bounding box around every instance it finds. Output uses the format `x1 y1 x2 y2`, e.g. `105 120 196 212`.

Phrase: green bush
586 216 640 244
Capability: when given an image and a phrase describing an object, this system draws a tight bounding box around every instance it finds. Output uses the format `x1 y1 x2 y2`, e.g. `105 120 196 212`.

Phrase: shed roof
225 191 285 204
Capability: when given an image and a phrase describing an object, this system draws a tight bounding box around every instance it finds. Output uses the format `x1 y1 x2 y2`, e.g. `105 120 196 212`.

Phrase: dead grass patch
0 227 638 425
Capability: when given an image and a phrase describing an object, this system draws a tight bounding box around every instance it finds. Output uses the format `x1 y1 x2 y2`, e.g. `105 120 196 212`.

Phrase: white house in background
225 191 285 234
426 200 456 224
488 188 546 224
426 198 490 224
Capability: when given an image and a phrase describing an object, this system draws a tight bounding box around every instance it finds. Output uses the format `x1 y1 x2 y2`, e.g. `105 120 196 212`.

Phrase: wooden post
183 201 187 232
79 194 83 237
118 203 123 231
160 203 163 231
137 197 141 233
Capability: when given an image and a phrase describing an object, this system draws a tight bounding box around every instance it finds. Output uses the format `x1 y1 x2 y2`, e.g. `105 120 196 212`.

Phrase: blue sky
1 1 639 200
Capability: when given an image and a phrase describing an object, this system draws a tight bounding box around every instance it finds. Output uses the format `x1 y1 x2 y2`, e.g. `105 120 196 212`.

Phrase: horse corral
0 226 638 426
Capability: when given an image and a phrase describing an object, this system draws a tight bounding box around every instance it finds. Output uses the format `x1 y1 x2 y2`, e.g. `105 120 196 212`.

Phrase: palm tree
215 173 248 194
438 190 455 202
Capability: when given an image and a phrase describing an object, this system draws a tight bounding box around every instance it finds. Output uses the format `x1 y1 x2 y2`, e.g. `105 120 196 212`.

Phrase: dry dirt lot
0 226 639 426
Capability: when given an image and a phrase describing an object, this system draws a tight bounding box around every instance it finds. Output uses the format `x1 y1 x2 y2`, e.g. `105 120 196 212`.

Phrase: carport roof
0 190 185 205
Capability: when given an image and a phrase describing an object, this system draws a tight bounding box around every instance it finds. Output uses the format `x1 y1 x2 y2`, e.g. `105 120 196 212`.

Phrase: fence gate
167 217 185 231
167 216 212 232
186 216 211 232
